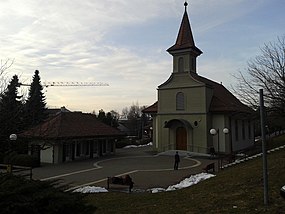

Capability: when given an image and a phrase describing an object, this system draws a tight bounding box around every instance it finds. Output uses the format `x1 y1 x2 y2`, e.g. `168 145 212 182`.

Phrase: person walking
174 151 180 170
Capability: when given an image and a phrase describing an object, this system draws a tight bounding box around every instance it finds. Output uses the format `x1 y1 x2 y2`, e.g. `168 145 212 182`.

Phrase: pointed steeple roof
167 2 202 55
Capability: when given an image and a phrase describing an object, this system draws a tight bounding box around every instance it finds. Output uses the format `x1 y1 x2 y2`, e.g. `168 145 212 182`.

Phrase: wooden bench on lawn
107 175 134 193
203 163 215 173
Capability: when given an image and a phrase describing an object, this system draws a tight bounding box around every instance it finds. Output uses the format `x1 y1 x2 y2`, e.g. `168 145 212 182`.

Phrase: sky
1 0 284 114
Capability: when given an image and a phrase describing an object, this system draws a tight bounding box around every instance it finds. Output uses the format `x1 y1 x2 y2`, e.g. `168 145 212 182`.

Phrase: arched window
176 92 184 110
178 57 184 72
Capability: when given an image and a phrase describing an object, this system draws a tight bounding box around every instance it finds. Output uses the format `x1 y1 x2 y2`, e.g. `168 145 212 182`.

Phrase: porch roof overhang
164 119 192 129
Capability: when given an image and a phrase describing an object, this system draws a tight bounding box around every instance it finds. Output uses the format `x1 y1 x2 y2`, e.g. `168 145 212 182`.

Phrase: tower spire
167 2 202 74
167 1 202 55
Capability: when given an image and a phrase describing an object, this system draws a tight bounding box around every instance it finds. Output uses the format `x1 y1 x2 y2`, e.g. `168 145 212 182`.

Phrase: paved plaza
32 146 218 192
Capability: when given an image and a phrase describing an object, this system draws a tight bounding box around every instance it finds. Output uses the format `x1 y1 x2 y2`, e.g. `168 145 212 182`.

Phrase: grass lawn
86 136 285 213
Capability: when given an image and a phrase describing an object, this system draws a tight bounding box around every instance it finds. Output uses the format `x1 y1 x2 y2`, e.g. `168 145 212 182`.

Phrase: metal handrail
0 164 32 180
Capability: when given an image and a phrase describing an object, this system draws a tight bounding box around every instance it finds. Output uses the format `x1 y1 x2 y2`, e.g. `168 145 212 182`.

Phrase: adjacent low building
20 111 124 164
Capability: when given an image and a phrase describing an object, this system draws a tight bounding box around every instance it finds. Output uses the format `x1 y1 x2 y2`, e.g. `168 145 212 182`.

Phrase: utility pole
259 89 269 206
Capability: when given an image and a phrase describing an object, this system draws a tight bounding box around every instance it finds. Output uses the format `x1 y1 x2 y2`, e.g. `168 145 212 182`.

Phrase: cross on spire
184 1 188 12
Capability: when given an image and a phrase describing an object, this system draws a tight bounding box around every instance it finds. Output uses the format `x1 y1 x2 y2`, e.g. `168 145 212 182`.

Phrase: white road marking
65 158 201 192
40 167 101 181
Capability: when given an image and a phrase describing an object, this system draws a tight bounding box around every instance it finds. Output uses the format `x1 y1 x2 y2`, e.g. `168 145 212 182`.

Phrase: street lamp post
210 128 219 154
210 128 229 170
260 89 269 205
7 134 17 173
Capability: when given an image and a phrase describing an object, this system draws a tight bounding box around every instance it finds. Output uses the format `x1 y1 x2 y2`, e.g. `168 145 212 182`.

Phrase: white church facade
143 2 254 155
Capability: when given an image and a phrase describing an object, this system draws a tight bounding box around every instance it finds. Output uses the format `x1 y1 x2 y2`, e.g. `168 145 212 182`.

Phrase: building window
93 141 98 154
66 144 71 158
176 92 185 110
110 141 114 153
242 120 245 140
76 143 80 156
235 120 239 141
85 141 90 155
103 141 106 153
248 120 251 139
178 57 184 72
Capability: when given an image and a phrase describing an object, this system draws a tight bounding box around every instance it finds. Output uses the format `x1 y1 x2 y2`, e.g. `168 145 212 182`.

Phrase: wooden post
7 164 12 173
107 177 110 189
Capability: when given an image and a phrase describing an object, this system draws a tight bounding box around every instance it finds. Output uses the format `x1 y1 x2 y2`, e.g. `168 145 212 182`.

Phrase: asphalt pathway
32 146 217 192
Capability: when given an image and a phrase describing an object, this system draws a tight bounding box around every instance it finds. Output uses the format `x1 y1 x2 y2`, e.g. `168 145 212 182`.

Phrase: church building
143 2 254 155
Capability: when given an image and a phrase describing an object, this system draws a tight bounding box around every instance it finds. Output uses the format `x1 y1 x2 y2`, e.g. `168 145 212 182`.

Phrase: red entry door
176 127 187 150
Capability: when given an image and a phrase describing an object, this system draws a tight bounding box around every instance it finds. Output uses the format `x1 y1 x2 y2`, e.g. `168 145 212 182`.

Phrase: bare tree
128 102 141 120
0 59 14 75
119 102 148 138
0 58 14 94
121 107 129 119
110 110 120 120
120 102 148 120
233 36 285 113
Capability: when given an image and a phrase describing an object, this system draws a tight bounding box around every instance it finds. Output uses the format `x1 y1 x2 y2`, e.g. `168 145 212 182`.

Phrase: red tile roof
142 102 158 114
20 112 124 139
192 73 253 113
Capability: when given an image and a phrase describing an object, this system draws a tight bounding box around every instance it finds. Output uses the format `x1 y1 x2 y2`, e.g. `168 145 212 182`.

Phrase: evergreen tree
0 174 96 214
108 111 119 128
0 75 23 151
97 109 119 128
97 109 106 123
24 70 47 128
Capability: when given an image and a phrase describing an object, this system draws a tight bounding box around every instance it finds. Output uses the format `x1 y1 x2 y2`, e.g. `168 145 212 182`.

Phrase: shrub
11 154 37 167
0 174 96 214
2 151 17 164
116 137 139 148
0 152 4 163
115 139 131 148
3 153 40 167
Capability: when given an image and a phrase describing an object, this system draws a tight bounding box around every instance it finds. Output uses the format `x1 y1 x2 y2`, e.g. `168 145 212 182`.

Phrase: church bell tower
167 2 202 74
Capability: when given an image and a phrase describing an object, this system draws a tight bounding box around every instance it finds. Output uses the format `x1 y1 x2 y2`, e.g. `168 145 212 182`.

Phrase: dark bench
203 163 215 173
107 175 134 193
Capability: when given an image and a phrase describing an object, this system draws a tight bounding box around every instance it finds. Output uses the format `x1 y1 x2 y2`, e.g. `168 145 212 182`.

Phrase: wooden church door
176 127 187 150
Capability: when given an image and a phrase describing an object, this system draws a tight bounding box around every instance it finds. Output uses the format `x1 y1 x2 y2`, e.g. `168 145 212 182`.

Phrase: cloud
0 0 281 113
191 0 267 34
43 45 171 112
